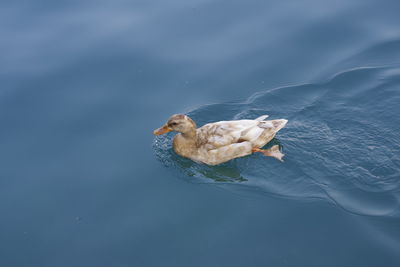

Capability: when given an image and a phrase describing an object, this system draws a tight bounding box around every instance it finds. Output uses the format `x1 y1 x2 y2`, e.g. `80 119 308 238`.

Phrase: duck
153 114 288 165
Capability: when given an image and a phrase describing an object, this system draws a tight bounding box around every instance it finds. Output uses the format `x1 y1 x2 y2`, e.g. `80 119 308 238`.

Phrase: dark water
1 0 400 266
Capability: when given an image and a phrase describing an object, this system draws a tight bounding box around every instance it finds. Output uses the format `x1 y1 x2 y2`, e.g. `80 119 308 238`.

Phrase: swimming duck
154 114 288 165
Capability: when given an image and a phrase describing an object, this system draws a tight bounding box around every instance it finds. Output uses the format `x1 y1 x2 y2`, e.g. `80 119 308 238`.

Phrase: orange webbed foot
252 145 284 162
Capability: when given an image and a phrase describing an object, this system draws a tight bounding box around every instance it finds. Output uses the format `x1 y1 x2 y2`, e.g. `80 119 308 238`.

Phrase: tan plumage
154 114 288 165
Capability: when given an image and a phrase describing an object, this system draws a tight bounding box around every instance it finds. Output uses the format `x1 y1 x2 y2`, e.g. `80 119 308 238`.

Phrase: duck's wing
197 120 261 150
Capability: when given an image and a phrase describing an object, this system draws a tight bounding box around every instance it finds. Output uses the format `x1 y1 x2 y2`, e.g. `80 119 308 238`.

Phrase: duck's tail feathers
271 119 288 131
255 115 269 121
258 119 288 130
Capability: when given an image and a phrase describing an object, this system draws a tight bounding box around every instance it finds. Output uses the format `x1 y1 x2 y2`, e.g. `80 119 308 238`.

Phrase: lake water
1 0 400 266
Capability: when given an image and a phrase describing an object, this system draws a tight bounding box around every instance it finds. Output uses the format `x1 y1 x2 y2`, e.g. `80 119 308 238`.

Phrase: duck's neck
174 129 198 156
181 128 197 140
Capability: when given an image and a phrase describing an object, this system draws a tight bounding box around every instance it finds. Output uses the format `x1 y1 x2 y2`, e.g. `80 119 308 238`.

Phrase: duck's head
153 114 197 136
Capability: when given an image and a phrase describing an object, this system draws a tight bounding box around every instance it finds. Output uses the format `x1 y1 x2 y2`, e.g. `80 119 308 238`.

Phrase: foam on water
154 65 400 217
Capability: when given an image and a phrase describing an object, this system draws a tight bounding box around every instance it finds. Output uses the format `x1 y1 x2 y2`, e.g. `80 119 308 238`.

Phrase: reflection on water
154 135 247 182
154 65 400 217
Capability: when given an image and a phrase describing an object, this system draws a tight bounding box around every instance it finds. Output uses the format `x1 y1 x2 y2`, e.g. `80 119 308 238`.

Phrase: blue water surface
1 0 400 266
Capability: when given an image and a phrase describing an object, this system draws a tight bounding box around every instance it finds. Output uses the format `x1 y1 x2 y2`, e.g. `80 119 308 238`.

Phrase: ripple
153 65 400 217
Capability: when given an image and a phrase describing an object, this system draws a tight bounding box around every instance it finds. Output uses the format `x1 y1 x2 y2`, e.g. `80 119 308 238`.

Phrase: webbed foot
252 145 284 162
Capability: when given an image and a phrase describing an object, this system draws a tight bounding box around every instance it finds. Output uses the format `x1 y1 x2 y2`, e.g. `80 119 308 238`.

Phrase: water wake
154 65 400 217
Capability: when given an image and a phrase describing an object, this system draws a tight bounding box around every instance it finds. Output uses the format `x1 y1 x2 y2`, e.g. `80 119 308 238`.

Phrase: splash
154 65 400 217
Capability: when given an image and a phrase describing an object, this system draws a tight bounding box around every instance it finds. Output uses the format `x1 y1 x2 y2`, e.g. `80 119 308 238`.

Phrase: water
1 0 400 266
155 65 400 218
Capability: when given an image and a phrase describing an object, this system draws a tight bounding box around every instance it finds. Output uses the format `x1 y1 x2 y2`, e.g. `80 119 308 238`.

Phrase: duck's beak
153 124 173 135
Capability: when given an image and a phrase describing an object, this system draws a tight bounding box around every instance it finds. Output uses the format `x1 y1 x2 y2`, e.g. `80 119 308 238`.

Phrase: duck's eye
170 122 178 126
